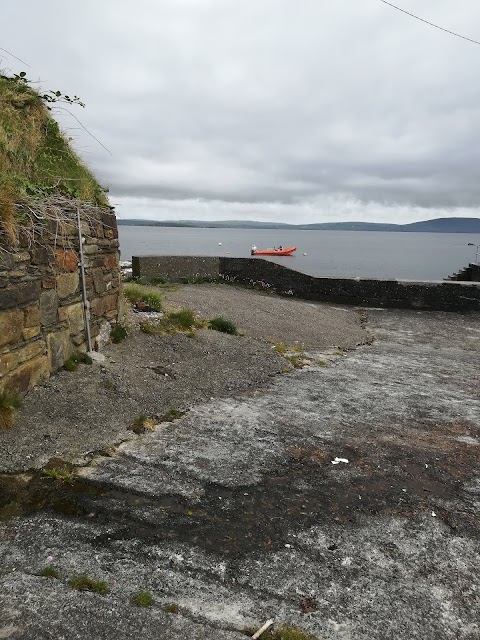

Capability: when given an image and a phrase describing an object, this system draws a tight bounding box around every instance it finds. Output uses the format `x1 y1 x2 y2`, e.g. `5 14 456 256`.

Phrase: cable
378 0 480 46
0 47 31 67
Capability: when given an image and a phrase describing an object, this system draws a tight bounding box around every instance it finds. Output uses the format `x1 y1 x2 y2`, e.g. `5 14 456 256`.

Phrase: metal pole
76 207 92 352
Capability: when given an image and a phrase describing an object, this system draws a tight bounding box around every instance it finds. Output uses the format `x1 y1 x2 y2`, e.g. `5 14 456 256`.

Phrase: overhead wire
378 0 480 47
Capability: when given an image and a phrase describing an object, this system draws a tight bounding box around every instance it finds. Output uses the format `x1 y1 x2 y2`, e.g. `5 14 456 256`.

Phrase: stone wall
0 205 121 393
132 255 480 312
132 255 220 283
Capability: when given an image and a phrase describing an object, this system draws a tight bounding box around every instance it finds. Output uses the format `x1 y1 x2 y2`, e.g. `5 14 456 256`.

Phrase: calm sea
118 226 480 281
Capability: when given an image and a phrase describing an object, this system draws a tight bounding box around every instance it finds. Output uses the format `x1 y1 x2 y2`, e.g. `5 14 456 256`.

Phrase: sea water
118 226 480 281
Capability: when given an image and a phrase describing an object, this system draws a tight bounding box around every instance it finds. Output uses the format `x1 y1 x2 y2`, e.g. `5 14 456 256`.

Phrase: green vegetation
163 603 179 614
69 574 110 595
208 316 238 335
162 408 184 422
244 625 316 640
0 74 107 243
123 283 163 311
39 566 59 579
130 415 155 434
0 389 22 429
110 324 128 343
167 308 196 330
140 308 203 336
63 352 92 371
131 591 154 607
42 467 74 483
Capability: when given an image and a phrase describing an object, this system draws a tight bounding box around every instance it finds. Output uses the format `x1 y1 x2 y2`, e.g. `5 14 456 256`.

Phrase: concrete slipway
0 285 479 639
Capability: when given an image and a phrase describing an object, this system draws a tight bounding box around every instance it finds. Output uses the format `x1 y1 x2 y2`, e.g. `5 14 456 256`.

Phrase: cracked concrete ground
0 288 479 640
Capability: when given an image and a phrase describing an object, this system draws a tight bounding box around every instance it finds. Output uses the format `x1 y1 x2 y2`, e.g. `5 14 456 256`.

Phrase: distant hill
117 217 480 233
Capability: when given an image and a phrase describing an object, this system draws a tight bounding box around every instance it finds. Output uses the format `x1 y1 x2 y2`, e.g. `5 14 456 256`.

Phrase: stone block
0 252 15 270
92 269 106 294
24 305 40 328
83 244 99 255
47 330 72 371
90 293 119 318
0 342 46 377
22 326 41 340
104 253 119 270
55 249 78 272
17 280 41 306
3 355 50 392
56 272 79 298
32 246 53 265
14 251 31 263
58 302 84 335
40 290 58 326
0 286 17 309
0 351 16 378
0 309 24 347
72 334 86 348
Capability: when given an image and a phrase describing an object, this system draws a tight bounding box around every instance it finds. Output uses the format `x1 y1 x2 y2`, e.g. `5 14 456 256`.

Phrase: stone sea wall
132 255 480 312
0 204 121 393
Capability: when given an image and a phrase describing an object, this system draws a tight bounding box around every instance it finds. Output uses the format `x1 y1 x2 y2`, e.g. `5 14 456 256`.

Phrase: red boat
251 245 296 256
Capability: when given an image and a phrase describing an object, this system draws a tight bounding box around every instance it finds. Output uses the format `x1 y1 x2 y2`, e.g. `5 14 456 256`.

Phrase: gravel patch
0 286 367 472
163 283 368 349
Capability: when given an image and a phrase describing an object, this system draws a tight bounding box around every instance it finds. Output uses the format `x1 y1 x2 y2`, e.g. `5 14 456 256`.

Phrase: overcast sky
3 0 480 223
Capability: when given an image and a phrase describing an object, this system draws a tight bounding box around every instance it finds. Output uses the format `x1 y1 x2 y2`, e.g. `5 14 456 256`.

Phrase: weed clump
110 324 128 343
63 352 92 371
129 415 156 434
140 308 203 336
163 603 179 614
69 574 110 595
39 566 59 579
167 308 196 330
123 284 162 311
0 389 22 430
131 591 154 607
42 467 74 483
162 408 184 422
208 316 238 335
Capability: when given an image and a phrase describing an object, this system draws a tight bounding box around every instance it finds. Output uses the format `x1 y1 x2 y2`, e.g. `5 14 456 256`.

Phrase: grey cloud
3 0 480 223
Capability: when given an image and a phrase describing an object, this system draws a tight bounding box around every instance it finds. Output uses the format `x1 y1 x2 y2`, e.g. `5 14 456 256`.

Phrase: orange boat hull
252 246 296 256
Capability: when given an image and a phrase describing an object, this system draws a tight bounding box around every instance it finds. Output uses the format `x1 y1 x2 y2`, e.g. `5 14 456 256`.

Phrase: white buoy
303 252 307 256
218 242 222 246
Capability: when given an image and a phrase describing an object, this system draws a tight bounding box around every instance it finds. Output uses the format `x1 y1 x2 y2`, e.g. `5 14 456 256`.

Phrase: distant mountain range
117 217 480 233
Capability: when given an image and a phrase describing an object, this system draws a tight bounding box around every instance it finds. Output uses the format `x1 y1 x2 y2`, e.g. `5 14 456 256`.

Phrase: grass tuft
131 591 154 607
123 284 163 311
130 415 156 434
42 467 74 483
63 352 92 371
39 566 59 579
162 408 184 422
110 324 128 343
163 603 179 614
69 574 109 595
0 389 22 429
167 308 196 330
208 316 238 335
